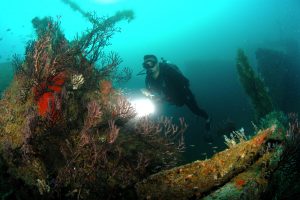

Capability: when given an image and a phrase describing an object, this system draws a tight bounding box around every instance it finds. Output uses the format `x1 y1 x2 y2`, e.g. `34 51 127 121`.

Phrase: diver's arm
141 88 163 101
144 77 162 100
141 88 168 106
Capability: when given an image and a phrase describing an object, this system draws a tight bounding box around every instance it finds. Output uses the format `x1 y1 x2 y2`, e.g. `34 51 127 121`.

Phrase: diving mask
143 61 157 69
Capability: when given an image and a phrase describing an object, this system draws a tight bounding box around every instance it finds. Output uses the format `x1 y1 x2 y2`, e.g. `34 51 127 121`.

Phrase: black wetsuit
145 62 209 120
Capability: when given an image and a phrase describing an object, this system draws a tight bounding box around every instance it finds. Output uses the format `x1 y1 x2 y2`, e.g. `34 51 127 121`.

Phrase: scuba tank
161 57 169 64
161 57 182 74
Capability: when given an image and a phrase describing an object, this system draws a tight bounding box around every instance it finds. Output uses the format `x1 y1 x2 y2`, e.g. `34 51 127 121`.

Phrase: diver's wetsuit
145 62 209 120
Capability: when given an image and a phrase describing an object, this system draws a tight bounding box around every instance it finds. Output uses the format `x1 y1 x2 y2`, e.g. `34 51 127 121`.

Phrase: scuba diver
140 54 211 131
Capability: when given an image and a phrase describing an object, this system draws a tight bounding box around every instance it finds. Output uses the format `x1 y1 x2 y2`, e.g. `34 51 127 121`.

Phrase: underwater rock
0 11 190 199
256 48 300 113
135 123 287 199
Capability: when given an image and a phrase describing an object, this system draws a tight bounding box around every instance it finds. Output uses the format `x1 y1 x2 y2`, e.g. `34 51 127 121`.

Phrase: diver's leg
184 89 211 130
184 90 209 119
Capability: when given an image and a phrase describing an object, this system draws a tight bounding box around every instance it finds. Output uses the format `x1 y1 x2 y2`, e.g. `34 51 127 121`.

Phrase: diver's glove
141 88 155 98
205 117 211 131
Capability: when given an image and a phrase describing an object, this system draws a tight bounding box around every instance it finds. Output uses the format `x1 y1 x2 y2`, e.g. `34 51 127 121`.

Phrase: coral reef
0 12 186 199
236 49 273 121
261 113 300 199
1 4 297 200
136 112 299 199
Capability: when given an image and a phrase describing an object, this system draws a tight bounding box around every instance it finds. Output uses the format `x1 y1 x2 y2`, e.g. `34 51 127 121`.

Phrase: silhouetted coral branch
98 51 122 78
78 11 134 63
61 0 133 25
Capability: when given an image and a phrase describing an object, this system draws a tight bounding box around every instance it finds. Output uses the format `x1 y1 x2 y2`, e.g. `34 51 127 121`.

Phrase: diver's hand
152 96 164 104
141 88 155 98
141 89 165 102
205 118 211 131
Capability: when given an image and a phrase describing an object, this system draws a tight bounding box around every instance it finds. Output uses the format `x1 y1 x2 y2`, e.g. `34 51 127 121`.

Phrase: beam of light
131 98 155 117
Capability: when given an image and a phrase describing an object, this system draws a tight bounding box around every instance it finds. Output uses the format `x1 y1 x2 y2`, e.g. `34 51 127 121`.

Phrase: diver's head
143 54 159 76
143 55 158 69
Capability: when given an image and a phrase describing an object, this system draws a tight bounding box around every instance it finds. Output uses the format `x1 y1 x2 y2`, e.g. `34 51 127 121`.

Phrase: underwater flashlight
131 98 155 117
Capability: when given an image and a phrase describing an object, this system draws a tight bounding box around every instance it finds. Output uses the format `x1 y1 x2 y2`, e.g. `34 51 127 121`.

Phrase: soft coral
33 72 66 122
